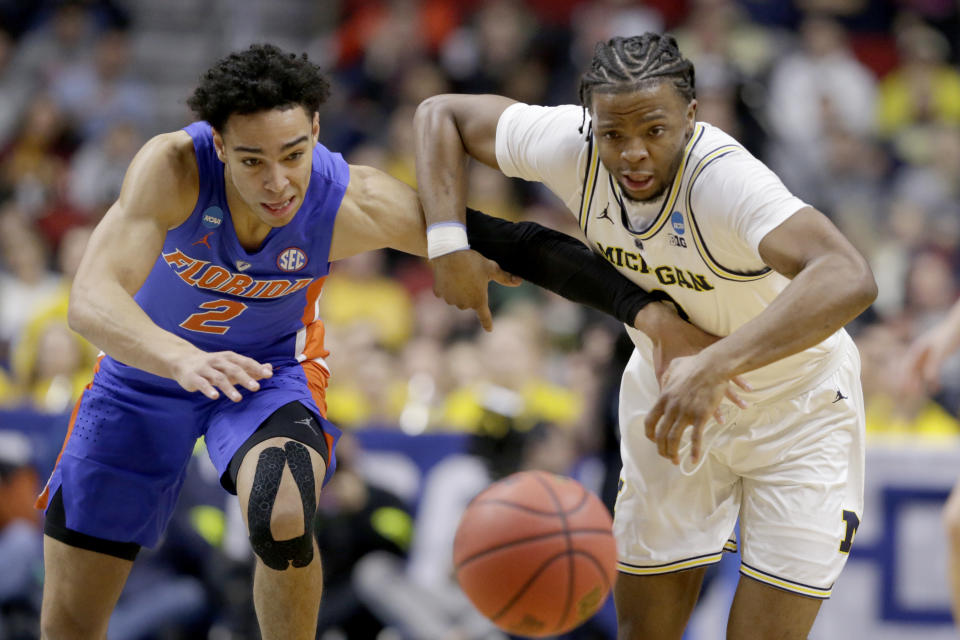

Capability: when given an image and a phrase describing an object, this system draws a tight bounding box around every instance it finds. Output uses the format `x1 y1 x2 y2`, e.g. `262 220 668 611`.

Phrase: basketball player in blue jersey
35 43 712 640
416 33 877 640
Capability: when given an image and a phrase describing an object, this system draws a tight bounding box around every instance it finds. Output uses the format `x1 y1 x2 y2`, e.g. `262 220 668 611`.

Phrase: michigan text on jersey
595 242 715 292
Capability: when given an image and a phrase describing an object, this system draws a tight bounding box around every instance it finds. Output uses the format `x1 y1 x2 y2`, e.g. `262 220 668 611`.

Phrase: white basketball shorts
613 336 864 599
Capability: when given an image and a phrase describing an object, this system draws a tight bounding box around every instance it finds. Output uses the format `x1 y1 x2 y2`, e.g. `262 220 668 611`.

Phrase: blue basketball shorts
36 360 340 549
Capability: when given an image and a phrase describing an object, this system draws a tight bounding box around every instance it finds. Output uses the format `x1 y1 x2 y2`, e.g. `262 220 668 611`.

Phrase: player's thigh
41 534 134 638
737 364 864 599
616 349 742 572
38 373 203 549
726 575 822 640
614 568 707 640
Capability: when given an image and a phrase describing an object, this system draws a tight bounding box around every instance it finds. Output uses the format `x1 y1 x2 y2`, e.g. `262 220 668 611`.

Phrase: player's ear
686 99 698 132
212 128 227 163
311 111 319 142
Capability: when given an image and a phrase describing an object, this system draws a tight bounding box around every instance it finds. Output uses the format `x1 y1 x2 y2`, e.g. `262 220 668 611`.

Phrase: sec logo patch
277 247 307 272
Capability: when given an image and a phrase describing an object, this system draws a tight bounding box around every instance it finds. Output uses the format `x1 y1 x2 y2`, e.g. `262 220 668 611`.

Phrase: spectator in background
902 288 960 627
0 27 37 150
443 312 584 433
67 120 141 218
0 95 77 219
10 224 95 412
876 19 960 157
319 250 414 351
314 432 413 640
49 28 151 142
861 323 959 437
10 1 97 90
0 218 61 365
0 430 43 640
765 13 877 203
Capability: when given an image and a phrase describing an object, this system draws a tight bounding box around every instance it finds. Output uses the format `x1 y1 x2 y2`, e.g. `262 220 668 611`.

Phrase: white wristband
427 222 470 259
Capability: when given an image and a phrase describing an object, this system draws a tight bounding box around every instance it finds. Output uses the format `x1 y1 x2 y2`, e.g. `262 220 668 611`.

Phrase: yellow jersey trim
578 135 601 234
617 551 721 576
684 145 773 282
626 123 706 241
740 564 832 599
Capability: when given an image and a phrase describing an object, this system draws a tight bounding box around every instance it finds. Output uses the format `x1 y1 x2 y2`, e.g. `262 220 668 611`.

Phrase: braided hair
578 33 695 112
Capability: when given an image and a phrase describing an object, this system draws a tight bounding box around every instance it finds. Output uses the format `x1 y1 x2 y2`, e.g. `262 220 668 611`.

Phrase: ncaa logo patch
202 206 223 229
277 247 308 272
671 211 685 235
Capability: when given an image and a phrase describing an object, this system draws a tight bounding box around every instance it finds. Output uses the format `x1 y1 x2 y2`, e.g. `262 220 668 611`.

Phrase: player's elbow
849 256 878 312
413 94 457 133
66 283 96 338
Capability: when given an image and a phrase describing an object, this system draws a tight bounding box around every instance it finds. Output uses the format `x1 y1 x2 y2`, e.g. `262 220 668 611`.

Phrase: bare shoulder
342 164 395 208
119 130 200 228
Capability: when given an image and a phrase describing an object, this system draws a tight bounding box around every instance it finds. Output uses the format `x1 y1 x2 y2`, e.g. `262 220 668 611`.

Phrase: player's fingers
476 302 494 332
724 386 748 409
222 352 273 380
731 376 752 392
206 369 242 402
184 375 219 400
655 406 679 460
665 421 687 464
214 360 261 392
489 264 522 287
690 423 702 464
644 399 665 442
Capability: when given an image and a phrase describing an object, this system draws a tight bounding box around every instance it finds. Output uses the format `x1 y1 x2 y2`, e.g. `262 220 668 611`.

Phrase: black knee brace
247 441 316 570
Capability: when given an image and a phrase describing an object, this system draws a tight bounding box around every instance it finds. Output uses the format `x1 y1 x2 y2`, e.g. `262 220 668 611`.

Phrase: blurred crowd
1 0 959 638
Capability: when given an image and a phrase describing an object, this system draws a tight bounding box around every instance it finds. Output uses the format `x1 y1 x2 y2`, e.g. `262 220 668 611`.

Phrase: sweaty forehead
591 82 687 122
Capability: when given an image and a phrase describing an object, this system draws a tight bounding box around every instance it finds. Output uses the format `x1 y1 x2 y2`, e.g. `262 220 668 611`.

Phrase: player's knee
41 613 105 640
246 441 318 571
269 492 311 540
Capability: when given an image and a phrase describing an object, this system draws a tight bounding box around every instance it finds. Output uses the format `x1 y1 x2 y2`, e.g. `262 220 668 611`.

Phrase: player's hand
644 352 736 465
638 303 750 421
430 249 521 331
902 325 957 395
171 349 273 402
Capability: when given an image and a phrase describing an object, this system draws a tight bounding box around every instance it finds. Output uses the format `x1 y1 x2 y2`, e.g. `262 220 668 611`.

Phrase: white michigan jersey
496 102 865 596
495 104 846 402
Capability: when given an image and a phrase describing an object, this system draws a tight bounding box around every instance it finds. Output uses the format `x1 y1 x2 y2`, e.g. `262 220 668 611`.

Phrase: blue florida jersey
98 121 349 388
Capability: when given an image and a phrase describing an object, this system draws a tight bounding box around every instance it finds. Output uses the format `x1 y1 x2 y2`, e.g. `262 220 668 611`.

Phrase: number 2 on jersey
181 300 248 334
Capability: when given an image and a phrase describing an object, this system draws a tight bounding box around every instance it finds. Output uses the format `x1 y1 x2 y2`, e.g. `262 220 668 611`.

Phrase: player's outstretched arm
646 206 876 463
413 94 518 330
69 132 271 401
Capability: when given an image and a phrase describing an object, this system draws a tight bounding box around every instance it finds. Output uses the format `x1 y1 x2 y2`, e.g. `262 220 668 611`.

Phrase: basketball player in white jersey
415 33 877 640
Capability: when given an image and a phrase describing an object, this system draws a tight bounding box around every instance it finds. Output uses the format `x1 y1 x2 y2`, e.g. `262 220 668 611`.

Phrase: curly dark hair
187 43 331 131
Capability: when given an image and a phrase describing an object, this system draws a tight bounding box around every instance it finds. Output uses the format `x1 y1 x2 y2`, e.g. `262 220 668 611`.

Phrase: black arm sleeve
465 208 686 324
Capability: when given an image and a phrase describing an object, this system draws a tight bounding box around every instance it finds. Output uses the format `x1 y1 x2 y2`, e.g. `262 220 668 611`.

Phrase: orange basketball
453 471 618 638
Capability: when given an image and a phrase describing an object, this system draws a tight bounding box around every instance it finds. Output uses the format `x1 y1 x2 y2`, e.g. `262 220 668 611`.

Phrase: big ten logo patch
277 247 308 272
202 206 224 229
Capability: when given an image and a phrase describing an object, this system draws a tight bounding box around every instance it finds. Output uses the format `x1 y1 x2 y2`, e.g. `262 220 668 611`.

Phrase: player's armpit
328 164 427 261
